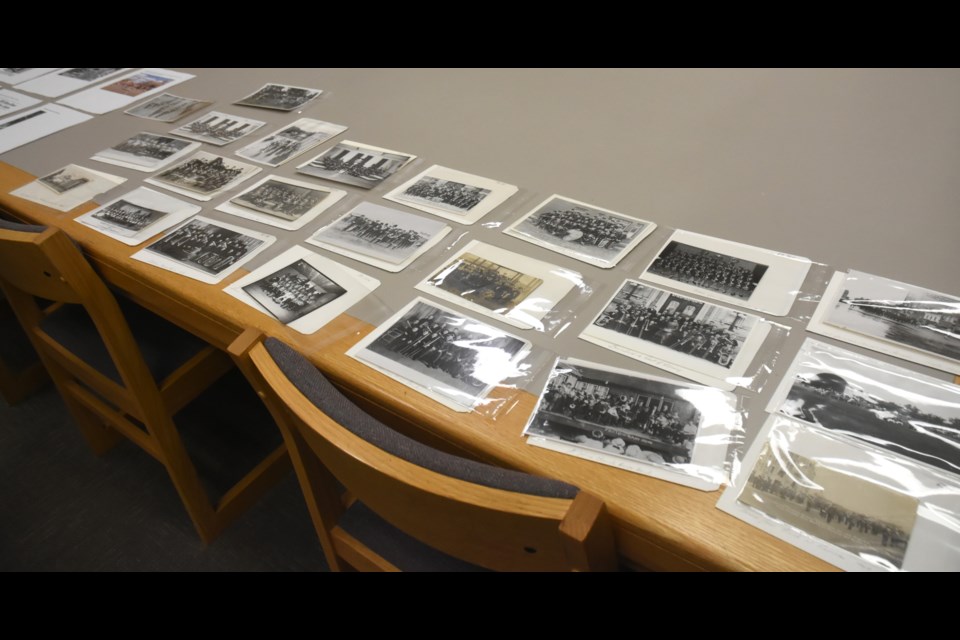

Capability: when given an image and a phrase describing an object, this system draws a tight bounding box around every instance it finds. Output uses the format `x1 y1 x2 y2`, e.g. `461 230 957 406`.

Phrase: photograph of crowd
740 443 917 570
396 176 490 214
237 119 345 167
153 152 256 195
38 166 89 193
172 112 265 146
230 179 327 221
101 132 192 166
426 252 543 314
92 199 166 234
593 281 755 368
647 241 769 301
234 83 322 111
145 219 265 276
102 72 171 97
59 68 123 82
527 359 701 465
242 259 346 324
298 141 414 189
124 93 211 123
312 203 446 264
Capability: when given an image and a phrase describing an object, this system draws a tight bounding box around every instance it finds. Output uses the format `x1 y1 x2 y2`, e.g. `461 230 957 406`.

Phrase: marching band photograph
91 199 166 234
230 179 327 221
97 132 194 170
427 252 543 314
172 111 265 146
311 203 447 265
145 219 265 276
237 119 347 167
647 241 768 301
234 83 322 111
153 152 258 195
396 176 490 214
242 259 346 324
298 141 414 189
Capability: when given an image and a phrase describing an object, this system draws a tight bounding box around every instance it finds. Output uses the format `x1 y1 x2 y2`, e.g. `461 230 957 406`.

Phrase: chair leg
43 363 123 455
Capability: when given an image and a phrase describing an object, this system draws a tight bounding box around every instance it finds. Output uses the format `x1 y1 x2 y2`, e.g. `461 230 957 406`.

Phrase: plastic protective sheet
718 414 960 572
8 164 126 212
523 357 744 491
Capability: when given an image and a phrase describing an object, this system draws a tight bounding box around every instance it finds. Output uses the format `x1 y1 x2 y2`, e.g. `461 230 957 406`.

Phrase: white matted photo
235 118 347 167
9 164 125 212
0 104 91 155
74 187 201 246
640 230 812 316
306 201 451 273
215 174 346 231
808 270 960 374
0 68 59 84
170 111 266 147
579 279 770 390
383 164 519 225
414 240 580 331
347 297 532 413
234 83 323 112
717 415 960 572
91 131 200 172
224 246 381 335
523 357 740 491
0 89 40 116
58 68 194 115
297 140 416 190
16 68 130 98
132 215 275 285
146 151 261 202
504 194 657 269
124 93 212 123
767 338 960 478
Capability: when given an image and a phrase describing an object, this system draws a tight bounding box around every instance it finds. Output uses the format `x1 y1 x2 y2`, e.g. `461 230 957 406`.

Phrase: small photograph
90 199 167 235
505 195 656 268
38 166 90 193
824 271 960 363
425 252 543 314
170 111 266 146
235 118 348 167
101 71 174 97
230 178 328 221
93 132 197 171
647 240 768 301
150 151 260 197
738 442 918 570
124 93 212 123
234 83 323 111
144 218 266 276
10 164 126 213
75 186 200 246
58 68 123 82
393 175 490 215
297 140 416 189
242 259 346 324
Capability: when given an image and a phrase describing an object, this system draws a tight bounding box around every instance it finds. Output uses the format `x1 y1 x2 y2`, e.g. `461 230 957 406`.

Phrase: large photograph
144 219 266 276
93 132 197 171
297 140 415 189
234 83 323 111
149 151 260 199
242 259 346 324
171 111 266 146
235 118 348 167
646 240 768 301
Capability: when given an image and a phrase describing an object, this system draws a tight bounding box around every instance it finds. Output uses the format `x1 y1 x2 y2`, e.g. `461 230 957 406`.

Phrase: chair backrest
240 333 618 572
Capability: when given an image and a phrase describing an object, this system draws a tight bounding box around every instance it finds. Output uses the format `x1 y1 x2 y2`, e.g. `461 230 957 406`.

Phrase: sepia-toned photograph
170 111 265 146
124 93 211 123
235 118 347 167
229 179 327 221
393 175 490 215
824 271 960 363
101 72 173 97
94 132 195 170
234 83 322 111
90 199 167 236
242 259 346 324
738 443 918 570
647 240 769 301
297 140 415 189
151 151 259 196
38 166 90 193
425 252 543 314
526 359 703 465
145 219 265 276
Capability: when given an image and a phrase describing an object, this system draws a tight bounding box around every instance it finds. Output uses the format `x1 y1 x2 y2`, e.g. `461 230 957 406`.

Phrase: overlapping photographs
124 93 212 123
504 195 656 268
768 339 960 476
92 132 200 172
235 118 347 167
216 174 345 231
523 358 738 490
234 83 323 112
0 104 91 154
146 151 261 202
58 69 194 115
170 111 266 147
133 215 275 284
225 246 380 334
75 186 201 246
580 279 770 389
347 297 532 412
10 164 125 212
0 89 39 116
383 164 519 225
16 68 128 98
640 230 812 316
307 202 451 273
297 140 416 189
414 240 579 331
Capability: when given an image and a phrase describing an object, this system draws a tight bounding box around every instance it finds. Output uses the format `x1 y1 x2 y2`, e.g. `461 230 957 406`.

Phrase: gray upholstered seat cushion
263 337 579 500
0 217 45 233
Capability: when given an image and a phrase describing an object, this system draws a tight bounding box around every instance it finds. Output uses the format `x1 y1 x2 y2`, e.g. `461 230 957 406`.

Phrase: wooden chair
230 329 619 572
0 220 290 543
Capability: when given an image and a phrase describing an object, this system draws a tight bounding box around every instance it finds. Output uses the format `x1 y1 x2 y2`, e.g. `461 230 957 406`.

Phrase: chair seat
339 501 488 572
40 295 210 386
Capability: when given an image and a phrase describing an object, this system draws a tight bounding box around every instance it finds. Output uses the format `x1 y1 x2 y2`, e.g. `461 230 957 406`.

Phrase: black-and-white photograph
59 68 123 82
241 259 346 324
310 202 448 265
739 443 918 570
527 359 702 465
647 241 769 301
394 175 491 215
124 93 211 123
824 271 960 363
38 166 89 193
94 132 195 170
236 118 347 167
229 179 327 221
505 195 654 267
234 83 322 111
151 152 259 196
773 340 960 476
426 252 543 314
171 111 265 146
145 219 266 276
91 199 166 234
593 281 757 368
297 141 415 189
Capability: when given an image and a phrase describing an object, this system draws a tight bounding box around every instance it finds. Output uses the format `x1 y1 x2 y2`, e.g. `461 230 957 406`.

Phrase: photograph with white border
216 174 346 231
504 194 656 269
124 93 211 123
0 68 59 84
16 68 130 98
347 297 532 413
74 187 201 246
132 215 275 284
0 104 91 155
225 246 381 335
234 83 323 111
9 164 125 212
58 68 194 115
296 140 416 189
640 230 812 316
92 131 200 172
0 89 40 116
170 111 266 147
307 201 450 273
146 151 261 202
235 118 347 167
383 164 519 225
